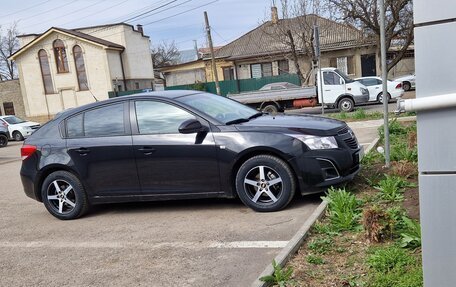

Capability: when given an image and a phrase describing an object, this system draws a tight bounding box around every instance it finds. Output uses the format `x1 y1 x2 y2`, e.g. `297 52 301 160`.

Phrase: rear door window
66 103 126 138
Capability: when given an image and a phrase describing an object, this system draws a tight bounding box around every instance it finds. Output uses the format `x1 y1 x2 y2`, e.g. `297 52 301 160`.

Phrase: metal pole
319 60 324 115
204 11 221 95
379 0 390 167
313 25 324 115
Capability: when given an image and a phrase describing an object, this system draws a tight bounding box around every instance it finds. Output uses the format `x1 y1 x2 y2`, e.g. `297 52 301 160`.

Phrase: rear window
65 103 126 138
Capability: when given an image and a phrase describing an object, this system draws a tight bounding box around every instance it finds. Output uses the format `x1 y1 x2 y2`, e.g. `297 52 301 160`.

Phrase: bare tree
262 0 326 85
0 23 19 81
329 0 413 71
151 41 179 68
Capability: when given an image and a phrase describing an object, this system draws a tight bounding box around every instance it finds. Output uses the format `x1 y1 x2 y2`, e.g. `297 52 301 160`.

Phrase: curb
251 136 380 287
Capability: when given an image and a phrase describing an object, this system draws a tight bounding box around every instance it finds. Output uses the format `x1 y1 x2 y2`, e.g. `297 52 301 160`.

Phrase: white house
9 23 154 122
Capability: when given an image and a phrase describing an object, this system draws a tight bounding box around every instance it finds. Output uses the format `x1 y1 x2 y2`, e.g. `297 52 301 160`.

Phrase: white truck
228 67 370 113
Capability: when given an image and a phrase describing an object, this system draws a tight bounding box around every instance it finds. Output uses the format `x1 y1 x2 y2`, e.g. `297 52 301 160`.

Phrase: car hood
9 121 40 128
394 74 414 81
235 114 347 136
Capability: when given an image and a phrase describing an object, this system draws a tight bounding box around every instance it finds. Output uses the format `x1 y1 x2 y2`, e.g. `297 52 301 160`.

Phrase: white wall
15 32 111 117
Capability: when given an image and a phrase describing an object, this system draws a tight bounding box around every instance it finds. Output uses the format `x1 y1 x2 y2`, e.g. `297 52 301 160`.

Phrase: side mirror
339 77 345 85
178 119 208 134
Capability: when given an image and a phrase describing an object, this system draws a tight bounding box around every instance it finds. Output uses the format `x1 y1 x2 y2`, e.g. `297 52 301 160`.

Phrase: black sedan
20 91 361 220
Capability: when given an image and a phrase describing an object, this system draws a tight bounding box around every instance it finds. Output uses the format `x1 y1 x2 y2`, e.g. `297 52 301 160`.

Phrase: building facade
0 79 26 119
10 23 154 121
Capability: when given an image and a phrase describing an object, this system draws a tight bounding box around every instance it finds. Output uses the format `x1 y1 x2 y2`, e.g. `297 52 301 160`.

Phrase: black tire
403 81 411 91
41 171 89 220
338 97 355 112
377 92 391 104
262 104 279 114
235 155 296 212
0 134 7 147
13 131 23 141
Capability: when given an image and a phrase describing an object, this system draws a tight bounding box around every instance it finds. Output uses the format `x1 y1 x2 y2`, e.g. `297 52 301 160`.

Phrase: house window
53 39 69 73
135 82 140 89
3 102 15 115
278 60 289 75
330 56 354 75
251 62 273 78
73 45 88 91
38 49 55 94
223 67 235 80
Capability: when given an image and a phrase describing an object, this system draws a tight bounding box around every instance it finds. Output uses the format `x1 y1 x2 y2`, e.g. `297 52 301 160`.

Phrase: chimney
136 24 143 35
271 6 279 24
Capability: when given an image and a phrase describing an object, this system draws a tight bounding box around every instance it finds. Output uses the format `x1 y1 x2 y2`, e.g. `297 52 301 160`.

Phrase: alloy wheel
46 180 77 214
243 165 283 204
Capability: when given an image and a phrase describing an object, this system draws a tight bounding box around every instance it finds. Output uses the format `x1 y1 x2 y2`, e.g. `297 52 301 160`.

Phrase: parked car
0 126 8 147
355 76 404 103
20 91 362 220
259 82 301 91
0 116 40 141
393 74 415 91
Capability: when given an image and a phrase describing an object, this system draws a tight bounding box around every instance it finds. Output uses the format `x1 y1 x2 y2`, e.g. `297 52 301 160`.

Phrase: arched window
73 45 88 90
38 49 54 94
53 39 69 73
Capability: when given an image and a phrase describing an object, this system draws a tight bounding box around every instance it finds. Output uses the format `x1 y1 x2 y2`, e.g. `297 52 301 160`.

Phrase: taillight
395 83 402 89
21 145 37 160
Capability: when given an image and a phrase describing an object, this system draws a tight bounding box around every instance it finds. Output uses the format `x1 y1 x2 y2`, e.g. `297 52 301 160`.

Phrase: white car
0 116 40 141
393 74 415 91
355 76 404 103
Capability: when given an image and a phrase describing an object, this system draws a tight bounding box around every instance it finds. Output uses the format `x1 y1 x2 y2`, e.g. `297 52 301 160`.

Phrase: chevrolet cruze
20 91 362 220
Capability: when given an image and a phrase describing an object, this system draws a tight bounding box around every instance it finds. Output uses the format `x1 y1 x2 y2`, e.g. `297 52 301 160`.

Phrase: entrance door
361 54 376 76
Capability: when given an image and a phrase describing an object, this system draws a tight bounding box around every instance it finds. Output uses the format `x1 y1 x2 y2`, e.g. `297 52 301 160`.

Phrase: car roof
55 90 204 119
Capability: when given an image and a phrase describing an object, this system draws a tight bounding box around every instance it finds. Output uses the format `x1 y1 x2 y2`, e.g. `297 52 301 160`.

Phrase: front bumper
289 129 362 194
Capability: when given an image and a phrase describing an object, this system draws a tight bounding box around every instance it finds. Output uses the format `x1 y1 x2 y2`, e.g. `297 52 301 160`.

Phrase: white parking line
0 240 289 249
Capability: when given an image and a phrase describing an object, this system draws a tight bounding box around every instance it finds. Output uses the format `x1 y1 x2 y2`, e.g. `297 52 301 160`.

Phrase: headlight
289 135 338 150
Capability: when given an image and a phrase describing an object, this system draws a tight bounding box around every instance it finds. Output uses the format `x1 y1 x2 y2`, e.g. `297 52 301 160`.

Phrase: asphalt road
0 119 383 287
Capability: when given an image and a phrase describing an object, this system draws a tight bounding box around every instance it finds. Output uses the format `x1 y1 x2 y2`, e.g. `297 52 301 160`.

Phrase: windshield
178 93 259 124
334 69 355 83
3 116 26 124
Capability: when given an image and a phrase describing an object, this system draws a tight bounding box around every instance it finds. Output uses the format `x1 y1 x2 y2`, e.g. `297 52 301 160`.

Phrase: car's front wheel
0 134 7 147
41 171 89 220
235 155 296 212
13 131 23 141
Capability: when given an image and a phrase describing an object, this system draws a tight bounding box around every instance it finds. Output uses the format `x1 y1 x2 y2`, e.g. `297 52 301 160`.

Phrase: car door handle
375 87 380 89
138 147 156 155
75 148 90 155
324 89 331 92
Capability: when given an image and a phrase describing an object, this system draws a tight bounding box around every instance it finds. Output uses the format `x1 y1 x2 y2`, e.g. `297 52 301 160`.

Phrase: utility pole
379 0 390 167
204 11 221 95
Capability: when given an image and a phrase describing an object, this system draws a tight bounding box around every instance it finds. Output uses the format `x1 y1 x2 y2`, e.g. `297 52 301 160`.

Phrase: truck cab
317 67 370 112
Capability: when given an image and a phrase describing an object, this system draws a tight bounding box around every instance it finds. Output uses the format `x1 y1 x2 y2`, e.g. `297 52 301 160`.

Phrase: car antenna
84 84 99 102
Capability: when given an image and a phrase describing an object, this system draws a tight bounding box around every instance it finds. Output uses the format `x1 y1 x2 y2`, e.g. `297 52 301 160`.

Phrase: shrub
363 206 394 242
321 187 362 231
374 174 412 202
400 217 422 249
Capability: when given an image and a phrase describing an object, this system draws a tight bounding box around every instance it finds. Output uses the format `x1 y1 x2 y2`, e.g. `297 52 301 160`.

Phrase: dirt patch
403 186 420 220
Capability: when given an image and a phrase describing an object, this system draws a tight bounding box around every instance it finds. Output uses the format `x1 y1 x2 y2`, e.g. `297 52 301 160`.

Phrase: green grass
321 187 362 231
307 254 325 265
307 237 333 254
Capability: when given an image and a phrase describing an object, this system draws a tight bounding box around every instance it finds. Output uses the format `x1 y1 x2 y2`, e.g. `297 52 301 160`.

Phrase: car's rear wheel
377 92 391 104
403 81 411 91
338 97 355 112
235 155 296 212
41 171 89 220
13 131 23 141
262 104 279 114
0 134 7 147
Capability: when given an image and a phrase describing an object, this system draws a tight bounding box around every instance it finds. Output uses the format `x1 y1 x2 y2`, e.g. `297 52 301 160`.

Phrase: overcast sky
0 0 275 50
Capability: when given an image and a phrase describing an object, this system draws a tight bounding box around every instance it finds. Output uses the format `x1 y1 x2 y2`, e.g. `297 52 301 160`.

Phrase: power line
13 1 80 25
21 0 109 30
143 0 219 26
0 0 52 18
126 0 194 23
123 0 178 23
59 0 129 26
